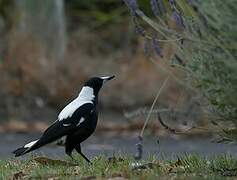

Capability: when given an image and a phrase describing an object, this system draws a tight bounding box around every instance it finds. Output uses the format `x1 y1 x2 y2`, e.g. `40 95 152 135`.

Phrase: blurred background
0 0 236 159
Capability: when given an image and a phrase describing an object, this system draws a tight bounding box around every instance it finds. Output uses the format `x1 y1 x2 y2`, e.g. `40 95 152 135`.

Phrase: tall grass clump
124 0 237 125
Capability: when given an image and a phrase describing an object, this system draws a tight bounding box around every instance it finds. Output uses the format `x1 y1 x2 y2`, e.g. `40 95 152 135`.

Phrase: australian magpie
12 76 115 163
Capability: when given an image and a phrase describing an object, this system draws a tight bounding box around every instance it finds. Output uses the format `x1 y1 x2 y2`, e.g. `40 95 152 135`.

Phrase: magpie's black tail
12 120 72 157
12 139 39 157
12 147 28 157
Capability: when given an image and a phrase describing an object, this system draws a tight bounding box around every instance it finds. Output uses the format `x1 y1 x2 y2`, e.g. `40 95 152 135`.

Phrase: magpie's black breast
68 108 98 144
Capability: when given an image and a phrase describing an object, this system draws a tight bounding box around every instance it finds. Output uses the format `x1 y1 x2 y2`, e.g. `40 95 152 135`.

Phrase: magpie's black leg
65 136 74 160
65 147 74 160
75 144 91 163
66 152 73 160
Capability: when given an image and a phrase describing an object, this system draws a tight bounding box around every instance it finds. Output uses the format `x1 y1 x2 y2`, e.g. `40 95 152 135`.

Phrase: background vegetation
0 0 236 134
0 0 236 179
124 0 237 125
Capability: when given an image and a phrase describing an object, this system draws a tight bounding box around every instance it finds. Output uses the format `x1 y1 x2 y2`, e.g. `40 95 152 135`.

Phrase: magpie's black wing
12 103 94 157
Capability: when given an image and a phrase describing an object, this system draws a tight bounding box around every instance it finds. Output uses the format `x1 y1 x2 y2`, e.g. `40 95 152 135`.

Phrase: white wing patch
24 139 38 148
58 86 94 121
63 123 71 127
76 117 85 126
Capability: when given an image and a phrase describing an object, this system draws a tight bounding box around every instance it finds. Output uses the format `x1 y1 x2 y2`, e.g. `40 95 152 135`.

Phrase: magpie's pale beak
101 75 115 84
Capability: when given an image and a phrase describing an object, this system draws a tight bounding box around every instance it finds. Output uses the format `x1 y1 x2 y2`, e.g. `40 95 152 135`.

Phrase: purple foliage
133 20 146 36
158 0 166 15
123 0 146 37
172 10 185 28
134 136 143 160
150 0 159 16
152 35 163 58
169 0 176 7
123 0 138 16
169 0 176 11
150 0 167 16
187 0 194 5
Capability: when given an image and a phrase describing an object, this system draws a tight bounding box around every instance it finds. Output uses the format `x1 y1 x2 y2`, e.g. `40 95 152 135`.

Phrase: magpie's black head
84 75 115 96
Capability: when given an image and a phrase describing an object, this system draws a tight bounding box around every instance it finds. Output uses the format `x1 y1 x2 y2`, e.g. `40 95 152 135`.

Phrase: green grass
0 154 237 179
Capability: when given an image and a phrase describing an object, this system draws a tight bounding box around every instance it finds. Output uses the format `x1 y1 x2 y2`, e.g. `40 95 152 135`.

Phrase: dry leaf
168 158 182 173
12 171 26 180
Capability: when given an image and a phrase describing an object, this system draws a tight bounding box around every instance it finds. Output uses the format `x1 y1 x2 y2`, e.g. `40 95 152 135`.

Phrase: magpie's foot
66 152 74 161
79 152 91 164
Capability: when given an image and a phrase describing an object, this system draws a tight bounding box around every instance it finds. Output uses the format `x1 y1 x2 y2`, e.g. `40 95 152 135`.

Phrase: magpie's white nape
12 76 115 163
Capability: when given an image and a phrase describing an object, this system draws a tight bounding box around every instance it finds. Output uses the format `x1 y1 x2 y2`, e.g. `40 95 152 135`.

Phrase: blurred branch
124 108 170 119
140 75 170 137
135 9 182 39
145 35 183 42
157 112 223 135
149 57 196 92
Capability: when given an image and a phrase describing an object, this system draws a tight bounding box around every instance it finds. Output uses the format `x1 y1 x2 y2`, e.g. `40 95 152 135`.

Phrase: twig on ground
134 75 170 160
